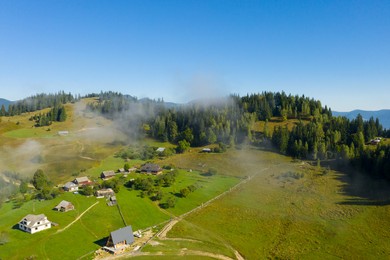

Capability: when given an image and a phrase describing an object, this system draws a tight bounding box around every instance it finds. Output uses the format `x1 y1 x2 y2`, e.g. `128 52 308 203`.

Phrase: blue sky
0 0 389 111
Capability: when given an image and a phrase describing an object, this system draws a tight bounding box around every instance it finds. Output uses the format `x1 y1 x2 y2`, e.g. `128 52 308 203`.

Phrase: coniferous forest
88 91 390 180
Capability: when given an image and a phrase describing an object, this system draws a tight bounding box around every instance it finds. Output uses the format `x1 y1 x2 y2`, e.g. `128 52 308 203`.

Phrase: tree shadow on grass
331 161 390 206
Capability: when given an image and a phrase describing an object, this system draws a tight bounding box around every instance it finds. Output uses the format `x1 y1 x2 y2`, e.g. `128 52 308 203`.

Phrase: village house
54 200 75 212
140 163 163 175
19 214 51 234
73 176 92 187
63 181 78 192
96 188 115 198
104 226 134 254
101 170 116 180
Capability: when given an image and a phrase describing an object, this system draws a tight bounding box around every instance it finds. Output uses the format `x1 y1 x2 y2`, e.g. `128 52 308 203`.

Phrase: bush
180 188 190 198
159 196 176 209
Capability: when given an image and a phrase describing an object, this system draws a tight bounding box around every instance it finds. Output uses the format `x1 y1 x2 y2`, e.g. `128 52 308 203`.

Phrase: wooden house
73 176 92 187
140 163 162 175
54 200 75 212
101 170 116 180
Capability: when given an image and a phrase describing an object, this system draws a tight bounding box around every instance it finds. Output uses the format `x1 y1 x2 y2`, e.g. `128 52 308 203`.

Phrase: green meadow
155 149 390 259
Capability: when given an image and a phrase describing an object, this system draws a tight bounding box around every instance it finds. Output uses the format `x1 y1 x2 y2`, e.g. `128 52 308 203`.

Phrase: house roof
140 163 162 172
64 181 77 188
75 176 90 183
110 226 134 246
54 200 73 210
102 170 116 177
20 214 47 227
97 188 114 194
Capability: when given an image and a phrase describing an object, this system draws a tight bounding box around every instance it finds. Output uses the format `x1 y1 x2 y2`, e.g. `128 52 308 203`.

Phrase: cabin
202 148 212 153
101 170 116 180
19 214 51 234
96 188 115 198
104 226 134 254
63 181 78 192
73 176 92 187
54 200 75 212
140 163 163 175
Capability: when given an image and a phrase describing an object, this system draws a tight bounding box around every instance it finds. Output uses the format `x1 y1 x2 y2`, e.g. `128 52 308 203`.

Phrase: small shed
54 200 75 212
156 147 165 153
107 196 117 206
58 131 69 136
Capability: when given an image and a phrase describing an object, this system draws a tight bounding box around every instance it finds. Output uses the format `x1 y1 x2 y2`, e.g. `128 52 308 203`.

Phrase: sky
0 0 389 111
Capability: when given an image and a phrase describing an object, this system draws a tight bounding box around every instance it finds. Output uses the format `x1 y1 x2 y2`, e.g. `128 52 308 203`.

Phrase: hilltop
0 98 13 110
333 109 390 129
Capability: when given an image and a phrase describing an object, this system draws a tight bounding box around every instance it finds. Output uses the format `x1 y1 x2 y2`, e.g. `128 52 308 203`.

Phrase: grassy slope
161 149 390 259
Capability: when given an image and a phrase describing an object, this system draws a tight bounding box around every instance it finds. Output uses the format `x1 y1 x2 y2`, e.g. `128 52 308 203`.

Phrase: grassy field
150 148 390 259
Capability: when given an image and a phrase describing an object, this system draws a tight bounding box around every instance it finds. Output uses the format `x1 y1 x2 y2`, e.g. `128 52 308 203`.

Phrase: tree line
29 105 67 127
87 91 390 180
0 91 77 116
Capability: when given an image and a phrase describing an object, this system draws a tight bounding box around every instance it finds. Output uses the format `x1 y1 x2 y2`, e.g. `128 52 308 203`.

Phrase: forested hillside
0 91 77 116
87 91 390 180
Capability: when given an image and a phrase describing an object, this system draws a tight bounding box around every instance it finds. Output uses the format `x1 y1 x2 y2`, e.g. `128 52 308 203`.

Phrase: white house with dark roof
19 214 51 234
63 181 78 192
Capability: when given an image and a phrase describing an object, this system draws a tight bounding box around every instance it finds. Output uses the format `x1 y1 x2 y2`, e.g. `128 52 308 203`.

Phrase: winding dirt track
57 201 99 233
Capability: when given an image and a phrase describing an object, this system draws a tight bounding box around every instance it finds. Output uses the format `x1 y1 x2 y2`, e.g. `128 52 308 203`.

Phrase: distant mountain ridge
0 98 13 110
333 109 390 129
